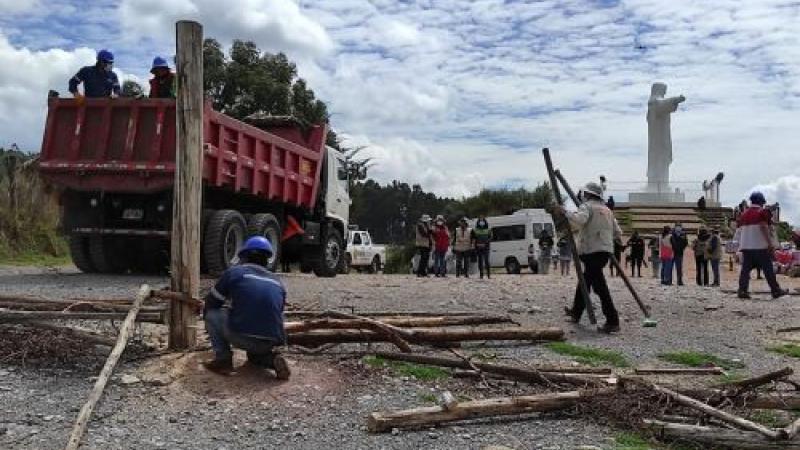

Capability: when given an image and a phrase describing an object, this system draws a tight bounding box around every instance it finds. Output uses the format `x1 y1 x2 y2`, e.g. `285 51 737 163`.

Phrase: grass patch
362 356 450 381
418 392 437 403
613 431 697 450
658 351 745 370
0 249 71 267
716 371 746 384
749 410 786 427
545 342 629 367
768 344 800 358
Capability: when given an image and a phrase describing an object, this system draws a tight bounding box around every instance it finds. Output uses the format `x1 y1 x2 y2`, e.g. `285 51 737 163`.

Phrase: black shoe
597 324 620 334
272 354 291 380
737 291 751 300
203 358 234 375
563 307 579 323
772 289 789 300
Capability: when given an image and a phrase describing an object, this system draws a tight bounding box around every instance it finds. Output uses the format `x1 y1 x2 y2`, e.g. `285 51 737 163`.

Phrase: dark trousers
695 256 709 286
205 308 278 365
710 259 720 286
476 247 490 278
674 254 684 285
416 247 430 276
455 251 470 277
739 249 781 294
609 251 623 276
571 252 619 327
630 256 643 277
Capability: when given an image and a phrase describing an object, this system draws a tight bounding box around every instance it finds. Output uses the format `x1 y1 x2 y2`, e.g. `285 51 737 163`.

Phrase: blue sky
1 0 799 223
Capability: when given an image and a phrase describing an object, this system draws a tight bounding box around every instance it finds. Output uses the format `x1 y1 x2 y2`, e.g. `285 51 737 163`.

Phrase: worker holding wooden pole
169 20 203 349
551 180 624 334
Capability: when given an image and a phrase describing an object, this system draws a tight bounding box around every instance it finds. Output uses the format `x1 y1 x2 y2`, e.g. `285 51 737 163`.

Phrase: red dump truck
39 98 350 276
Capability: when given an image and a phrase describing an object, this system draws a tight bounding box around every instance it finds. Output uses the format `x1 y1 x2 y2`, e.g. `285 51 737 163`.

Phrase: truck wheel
247 213 281 273
312 228 343 278
203 209 247 275
89 236 126 274
505 257 521 275
69 235 95 273
368 256 381 274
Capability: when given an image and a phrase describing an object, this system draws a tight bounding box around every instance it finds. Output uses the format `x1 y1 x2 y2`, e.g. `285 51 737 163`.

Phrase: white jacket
566 200 622 255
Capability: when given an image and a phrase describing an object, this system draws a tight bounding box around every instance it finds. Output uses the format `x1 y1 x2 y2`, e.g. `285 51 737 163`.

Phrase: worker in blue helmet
202 236 290 379
148 56 176 99
68 49 121 101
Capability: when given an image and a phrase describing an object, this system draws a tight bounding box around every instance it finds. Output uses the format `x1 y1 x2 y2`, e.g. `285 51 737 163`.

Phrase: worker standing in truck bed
68 49 120 101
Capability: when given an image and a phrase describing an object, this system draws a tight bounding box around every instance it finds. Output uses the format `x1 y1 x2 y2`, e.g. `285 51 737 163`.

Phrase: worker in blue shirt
68 49 121 101
202 236 290 379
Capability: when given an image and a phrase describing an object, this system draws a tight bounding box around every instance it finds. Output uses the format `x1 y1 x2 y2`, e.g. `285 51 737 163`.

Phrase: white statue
646 82 685 193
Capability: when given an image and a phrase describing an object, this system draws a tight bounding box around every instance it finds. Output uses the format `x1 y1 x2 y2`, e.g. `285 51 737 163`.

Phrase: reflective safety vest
473 227 491 248
453 227 472 252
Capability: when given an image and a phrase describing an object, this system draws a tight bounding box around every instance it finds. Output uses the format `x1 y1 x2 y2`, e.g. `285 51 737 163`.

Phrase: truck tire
312 228 343 278
247 213 281 273
69 235 95 273
505 257 521 275
89 236 126 274
368 256 381 274
203 209 247 275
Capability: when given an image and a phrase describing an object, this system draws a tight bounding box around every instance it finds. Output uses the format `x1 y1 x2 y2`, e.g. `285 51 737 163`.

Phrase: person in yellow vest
414 215 433 277
452 218 473 277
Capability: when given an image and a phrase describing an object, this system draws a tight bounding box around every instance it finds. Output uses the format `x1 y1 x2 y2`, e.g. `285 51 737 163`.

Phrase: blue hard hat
97 49 114 63
239 236 273 257
749 191 766 205
151 56 169 72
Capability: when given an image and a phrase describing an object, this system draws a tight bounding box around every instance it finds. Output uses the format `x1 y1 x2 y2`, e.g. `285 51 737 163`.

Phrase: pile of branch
0 294 166 324
284 310 563 352
367 364 800 449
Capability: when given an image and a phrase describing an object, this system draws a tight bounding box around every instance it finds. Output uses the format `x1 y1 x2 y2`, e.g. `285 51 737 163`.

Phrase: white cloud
0 0 38 14
752 176 800 225
119 0 333 58
0 35 95 149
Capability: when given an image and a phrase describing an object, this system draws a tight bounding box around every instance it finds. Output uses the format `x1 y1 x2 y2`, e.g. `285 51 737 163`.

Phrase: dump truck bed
39 98 327 209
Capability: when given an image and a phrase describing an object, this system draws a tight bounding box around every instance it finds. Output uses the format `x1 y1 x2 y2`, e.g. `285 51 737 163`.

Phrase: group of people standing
414 214 492 279
68 49 176 100
655 224 723 287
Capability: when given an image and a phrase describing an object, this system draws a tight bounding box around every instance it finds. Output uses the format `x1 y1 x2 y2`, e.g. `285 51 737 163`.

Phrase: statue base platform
628 191 686 204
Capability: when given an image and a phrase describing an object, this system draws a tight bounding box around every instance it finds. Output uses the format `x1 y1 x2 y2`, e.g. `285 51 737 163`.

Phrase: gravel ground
2 262 800 450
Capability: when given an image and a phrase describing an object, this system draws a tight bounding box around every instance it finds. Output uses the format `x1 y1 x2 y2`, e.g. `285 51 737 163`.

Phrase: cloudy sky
1 0 799 222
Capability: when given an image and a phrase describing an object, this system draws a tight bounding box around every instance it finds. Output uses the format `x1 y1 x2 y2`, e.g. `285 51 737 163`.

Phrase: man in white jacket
554 182 623 333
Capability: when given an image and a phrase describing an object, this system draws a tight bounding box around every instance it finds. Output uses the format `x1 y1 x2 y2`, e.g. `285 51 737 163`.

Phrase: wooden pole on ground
170 20 203 349
542 148 596 324
64 285 150 450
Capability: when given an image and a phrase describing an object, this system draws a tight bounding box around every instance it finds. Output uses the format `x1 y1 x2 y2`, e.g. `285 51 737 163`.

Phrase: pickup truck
344 230 386 273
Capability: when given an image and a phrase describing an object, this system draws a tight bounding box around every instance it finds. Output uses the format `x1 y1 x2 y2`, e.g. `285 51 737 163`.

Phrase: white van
471 209 555 274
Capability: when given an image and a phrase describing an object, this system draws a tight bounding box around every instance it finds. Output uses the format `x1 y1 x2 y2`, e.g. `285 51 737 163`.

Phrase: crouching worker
203 236 290 379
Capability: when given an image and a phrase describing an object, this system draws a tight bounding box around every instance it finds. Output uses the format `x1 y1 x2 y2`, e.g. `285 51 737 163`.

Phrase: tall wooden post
170 20 203 349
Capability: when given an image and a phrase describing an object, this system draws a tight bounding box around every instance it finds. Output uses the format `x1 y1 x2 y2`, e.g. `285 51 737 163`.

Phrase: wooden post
170 20 203 349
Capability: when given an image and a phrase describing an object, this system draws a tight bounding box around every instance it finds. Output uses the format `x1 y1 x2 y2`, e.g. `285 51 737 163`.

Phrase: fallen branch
626 378 782 440
725 368 794 394
634 367 724 375
284 315 514 332
21 322 115 346
367 388 611 432
150 289 203 308
288 326 564 348
285 310 496 318
0 310 163 323
374 352 605 387
644 420 800 449
65 285 150 450
320 310 414 353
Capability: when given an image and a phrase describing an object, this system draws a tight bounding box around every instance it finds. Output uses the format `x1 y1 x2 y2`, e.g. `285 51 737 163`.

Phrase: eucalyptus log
0 310 163 323
374 352 607 386
285 310 497 318
644 420 800 449
368 389 611 432
65 285 150 450
634 367 724 375
284 316 513 332
725 368 794 393
288 327 564 347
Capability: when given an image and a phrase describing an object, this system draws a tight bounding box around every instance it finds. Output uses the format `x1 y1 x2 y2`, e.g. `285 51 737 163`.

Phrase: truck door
325 152 351 225
352 232 363 264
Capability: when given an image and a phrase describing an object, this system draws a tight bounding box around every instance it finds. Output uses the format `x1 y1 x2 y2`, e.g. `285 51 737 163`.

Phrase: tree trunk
368 389 610 432
644 420 800 449
287 327 564 347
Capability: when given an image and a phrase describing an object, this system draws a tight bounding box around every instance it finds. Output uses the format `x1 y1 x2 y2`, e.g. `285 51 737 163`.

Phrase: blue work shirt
69 65 121 98
207 264 286 343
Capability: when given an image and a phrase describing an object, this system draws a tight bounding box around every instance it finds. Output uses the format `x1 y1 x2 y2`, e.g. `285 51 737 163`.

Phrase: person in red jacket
431 215 451 277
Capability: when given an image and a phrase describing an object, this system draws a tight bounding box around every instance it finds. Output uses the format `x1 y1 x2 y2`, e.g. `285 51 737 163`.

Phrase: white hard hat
583 182 604 200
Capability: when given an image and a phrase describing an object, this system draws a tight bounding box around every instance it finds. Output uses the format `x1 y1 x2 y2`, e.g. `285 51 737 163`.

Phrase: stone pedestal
628 191 686 204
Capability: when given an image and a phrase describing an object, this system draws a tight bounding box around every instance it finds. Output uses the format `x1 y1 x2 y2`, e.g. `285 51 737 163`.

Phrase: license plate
122 208 144 220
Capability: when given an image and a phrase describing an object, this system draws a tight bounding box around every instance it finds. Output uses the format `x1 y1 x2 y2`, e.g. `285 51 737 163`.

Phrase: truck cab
344 229 386 273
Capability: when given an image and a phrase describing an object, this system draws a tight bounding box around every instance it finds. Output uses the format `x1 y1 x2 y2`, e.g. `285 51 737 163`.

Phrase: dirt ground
2 260 800 450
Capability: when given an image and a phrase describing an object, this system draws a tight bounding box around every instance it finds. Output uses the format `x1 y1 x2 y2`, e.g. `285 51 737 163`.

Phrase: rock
575 446 602 450
508 303 526 314
391 427 400 435
427 431 439 439
483 446 516 450
120 375 140 385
